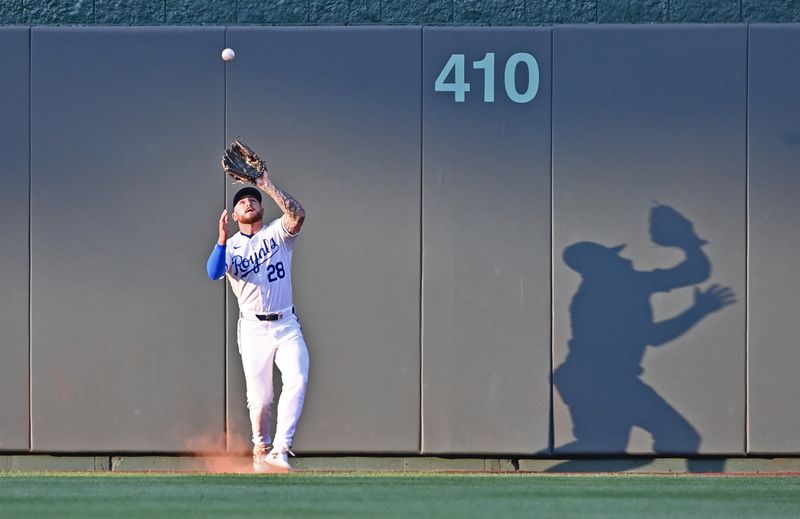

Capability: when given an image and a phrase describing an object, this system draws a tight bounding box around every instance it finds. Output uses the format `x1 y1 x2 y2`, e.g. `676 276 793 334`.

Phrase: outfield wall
1 25 799 457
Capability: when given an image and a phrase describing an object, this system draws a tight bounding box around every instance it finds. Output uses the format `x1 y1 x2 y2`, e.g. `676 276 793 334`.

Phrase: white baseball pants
237 315 309 449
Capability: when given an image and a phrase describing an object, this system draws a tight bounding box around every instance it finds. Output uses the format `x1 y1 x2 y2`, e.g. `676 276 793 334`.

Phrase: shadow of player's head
563 241 632 277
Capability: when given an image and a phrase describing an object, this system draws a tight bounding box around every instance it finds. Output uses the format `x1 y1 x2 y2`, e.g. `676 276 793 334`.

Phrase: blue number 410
434 52 540 104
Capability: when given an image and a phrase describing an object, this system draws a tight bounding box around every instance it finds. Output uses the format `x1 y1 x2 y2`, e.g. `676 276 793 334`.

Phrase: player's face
234 196 263 225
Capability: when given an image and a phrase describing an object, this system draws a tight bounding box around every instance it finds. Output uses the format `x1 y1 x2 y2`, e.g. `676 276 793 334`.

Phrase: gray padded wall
422 28 552 454
225 27 421 453
748 24 800 454
552 25 747 455
30 27 226 451
0 27 31 451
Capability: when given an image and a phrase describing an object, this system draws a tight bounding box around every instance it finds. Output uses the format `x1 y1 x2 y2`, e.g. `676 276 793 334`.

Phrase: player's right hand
218 209 229 245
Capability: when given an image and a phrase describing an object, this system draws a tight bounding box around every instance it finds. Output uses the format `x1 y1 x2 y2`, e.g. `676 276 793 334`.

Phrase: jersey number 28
267 262 286 283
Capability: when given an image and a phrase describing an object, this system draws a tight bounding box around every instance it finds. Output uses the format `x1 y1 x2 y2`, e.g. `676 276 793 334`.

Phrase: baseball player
206 170 308 472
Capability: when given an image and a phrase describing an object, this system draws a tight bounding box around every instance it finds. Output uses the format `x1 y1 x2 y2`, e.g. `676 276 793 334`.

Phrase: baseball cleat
264 444 295 471
252 443 271 473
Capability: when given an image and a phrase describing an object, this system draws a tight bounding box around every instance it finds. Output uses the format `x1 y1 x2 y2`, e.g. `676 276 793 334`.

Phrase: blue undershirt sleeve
206 243 227 280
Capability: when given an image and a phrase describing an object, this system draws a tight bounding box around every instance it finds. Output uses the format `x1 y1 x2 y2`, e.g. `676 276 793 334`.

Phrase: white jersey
225 218 298 314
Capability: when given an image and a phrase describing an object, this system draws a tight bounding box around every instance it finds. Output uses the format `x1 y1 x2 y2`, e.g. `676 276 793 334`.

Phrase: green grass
1 472 799 518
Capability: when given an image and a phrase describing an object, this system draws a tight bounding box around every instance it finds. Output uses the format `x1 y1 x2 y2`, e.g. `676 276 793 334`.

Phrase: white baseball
221 48 236 61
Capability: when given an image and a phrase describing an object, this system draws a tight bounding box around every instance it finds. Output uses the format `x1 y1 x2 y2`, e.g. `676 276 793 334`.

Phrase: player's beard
238 208 263 225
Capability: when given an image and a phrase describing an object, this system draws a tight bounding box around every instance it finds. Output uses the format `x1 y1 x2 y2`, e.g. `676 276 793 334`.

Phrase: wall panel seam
27 25 33 453
223 25 229 453
548 26 555 456
418 26 425 456
744 23 751 455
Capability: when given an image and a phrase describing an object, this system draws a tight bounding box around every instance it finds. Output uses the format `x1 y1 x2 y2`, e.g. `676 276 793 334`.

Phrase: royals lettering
231 238 279 278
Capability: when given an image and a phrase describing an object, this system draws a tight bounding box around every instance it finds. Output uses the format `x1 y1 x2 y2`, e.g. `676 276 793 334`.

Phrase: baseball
221 48 236 61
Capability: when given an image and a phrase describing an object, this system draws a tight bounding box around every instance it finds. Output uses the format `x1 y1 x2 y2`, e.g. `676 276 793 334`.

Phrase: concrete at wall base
3 456 800 474
0 456 110 471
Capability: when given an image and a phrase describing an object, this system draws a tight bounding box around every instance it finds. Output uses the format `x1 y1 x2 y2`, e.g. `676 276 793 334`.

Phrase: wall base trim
3 455 800 474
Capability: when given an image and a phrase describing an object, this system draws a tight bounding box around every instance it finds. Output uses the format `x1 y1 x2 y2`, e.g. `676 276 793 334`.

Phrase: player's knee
283 373 308 394
246 398 273 412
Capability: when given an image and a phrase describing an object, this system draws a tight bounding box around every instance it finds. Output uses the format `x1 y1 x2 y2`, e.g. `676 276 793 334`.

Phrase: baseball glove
221 140 268 185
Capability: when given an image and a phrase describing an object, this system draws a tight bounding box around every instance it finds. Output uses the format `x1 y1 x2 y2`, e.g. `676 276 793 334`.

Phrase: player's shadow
548 204 735 473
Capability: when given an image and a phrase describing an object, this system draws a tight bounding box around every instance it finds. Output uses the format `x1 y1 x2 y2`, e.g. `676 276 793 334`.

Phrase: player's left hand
255 170 270 190
221 140 268 185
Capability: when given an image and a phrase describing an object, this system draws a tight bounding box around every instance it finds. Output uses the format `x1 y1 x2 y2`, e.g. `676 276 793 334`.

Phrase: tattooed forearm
258 176 306 233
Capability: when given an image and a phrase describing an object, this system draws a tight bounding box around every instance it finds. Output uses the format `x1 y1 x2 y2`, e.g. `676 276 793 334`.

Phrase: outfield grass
1 472 798 519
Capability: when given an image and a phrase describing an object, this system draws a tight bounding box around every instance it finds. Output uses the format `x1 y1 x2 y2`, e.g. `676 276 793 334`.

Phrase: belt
242 306 295 322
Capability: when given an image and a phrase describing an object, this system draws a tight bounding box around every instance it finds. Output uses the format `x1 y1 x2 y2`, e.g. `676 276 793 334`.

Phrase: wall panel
30 27 226 451
748 24 800 454
552 25 747 456
0 27 31 451
422 28 552 454
225 27 422 453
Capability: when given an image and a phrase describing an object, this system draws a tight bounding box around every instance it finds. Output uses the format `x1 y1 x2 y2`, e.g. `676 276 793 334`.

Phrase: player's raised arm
256 172 305 236
221 140 305 235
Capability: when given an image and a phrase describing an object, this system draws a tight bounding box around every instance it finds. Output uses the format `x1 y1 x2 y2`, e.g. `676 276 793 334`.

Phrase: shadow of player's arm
642 244 712 293
648 285 737 346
